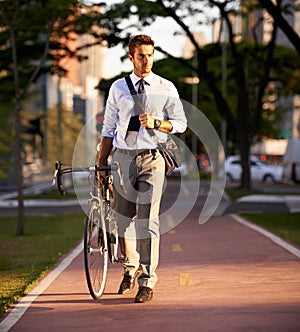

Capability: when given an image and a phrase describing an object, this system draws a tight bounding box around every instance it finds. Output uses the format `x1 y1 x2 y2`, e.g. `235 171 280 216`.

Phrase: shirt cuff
169 120 187 134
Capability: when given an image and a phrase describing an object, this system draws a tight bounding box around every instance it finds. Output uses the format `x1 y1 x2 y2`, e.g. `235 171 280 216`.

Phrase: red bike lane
1 183 300 331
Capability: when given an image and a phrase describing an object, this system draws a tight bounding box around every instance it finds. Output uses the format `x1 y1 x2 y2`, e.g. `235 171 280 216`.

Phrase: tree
0 0 102 234
46 106 84 164
94 0 300 190
258 0 300 55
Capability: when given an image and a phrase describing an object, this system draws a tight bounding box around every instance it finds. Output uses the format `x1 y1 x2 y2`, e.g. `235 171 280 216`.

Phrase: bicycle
52 160 126 299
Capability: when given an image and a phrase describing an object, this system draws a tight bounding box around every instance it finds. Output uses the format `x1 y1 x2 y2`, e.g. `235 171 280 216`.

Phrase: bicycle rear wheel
84 202 108 299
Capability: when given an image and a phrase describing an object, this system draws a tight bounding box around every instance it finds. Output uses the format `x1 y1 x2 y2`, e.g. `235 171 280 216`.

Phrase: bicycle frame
52 160 124 299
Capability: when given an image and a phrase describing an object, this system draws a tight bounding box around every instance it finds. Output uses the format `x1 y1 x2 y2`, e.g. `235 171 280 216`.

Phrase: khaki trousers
112 149 165 289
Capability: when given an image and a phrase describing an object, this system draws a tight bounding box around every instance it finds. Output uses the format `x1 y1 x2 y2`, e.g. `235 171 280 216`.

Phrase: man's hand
139 114 155 129
138 114 173 133
97 136 113 185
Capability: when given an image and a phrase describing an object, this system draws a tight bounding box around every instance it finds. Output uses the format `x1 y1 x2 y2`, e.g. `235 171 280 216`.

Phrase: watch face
154 119 161 129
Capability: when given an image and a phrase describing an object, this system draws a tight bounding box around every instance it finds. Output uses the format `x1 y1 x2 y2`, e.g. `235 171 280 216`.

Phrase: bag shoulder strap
124 76 179 158
125 75 145 116
125 76 136 96
125 75 157 138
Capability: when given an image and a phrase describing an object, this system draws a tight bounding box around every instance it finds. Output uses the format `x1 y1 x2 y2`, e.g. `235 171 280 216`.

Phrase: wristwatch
154 119 161 129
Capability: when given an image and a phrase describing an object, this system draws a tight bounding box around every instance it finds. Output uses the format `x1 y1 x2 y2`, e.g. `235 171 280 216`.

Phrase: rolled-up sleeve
164 83 187 134
101 85 118 138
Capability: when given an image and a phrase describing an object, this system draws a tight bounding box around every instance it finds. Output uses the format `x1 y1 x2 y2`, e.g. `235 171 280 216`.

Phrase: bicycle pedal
112 256 129 264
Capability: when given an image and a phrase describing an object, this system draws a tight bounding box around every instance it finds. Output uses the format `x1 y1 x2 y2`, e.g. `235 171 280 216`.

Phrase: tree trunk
236 63 252 191
57 75 63 158
7 14 26 235
259 0 300 55
15 98 25 235
239 137 251 191
236 98 252 191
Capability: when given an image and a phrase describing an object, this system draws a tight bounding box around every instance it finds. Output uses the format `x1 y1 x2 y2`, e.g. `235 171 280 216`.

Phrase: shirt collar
130 71 153 86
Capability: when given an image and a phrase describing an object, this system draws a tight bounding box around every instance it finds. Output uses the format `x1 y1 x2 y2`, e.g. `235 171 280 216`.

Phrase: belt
114 148 157 157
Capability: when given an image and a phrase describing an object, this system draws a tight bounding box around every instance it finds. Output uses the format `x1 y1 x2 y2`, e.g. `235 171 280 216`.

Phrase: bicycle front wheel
84 203 108 299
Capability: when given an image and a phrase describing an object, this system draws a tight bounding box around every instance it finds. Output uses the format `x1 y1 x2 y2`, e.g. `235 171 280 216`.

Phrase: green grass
7 187 78 200
226 184 300 247
23 190 78 200
0 213 84 317
242 213 300 248
225 188 261 200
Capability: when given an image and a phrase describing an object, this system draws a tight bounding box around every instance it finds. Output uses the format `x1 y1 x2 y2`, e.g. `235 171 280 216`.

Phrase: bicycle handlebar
52 161 120 196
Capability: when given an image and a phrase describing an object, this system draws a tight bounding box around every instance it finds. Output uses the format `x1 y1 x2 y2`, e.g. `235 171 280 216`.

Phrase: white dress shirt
102 71 187 150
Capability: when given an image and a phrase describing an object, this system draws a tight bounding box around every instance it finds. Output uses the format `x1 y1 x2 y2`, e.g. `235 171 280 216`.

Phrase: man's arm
97 136 113 167
138 114 173 133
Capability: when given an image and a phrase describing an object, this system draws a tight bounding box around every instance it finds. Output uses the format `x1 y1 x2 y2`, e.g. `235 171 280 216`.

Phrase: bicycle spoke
84 205 108 299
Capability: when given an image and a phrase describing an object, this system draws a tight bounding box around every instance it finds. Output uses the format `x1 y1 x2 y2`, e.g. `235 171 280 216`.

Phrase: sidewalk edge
0 240 83 332
231 214 300 259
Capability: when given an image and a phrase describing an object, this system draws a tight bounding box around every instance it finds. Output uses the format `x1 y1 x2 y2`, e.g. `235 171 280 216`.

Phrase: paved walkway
1 210 300 331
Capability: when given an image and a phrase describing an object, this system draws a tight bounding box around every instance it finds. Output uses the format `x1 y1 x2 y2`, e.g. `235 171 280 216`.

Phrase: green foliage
272 45 300 96
227 41 300 139
45 106 84 166
0 104 83 183
0 0 97 183
153 56 223 142
0 0 101 101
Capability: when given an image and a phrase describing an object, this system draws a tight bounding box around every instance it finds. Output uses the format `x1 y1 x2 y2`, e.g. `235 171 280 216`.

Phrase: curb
231 214 300 258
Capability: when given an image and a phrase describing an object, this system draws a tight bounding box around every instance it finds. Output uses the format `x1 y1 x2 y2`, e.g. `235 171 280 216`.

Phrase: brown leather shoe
118 273 133 294
118 268 141 294
134 286 153 303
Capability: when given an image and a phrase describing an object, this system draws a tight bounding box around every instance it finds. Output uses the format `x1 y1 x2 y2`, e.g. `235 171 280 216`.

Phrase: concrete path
1 210 300 331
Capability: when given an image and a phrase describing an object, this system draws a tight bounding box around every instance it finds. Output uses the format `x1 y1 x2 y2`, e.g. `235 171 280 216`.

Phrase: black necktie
137 79 145 94
125 79 146 146
137 79 147 113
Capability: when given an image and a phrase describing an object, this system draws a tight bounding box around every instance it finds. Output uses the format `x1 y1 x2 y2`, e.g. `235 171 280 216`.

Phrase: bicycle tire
84 201 108 299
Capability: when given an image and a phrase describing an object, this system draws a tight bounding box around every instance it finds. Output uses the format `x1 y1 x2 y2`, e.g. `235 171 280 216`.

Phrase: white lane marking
231 214 300 258
0 240 83 332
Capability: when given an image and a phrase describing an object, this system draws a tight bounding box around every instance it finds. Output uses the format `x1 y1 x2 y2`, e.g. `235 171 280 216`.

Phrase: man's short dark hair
128 34 154 56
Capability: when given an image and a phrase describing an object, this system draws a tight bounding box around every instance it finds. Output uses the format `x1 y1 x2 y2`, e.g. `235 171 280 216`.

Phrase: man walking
97 34 187 303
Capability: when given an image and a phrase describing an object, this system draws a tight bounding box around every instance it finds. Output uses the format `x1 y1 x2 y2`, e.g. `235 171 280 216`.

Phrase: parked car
225 155 283 183
283 138 300 183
